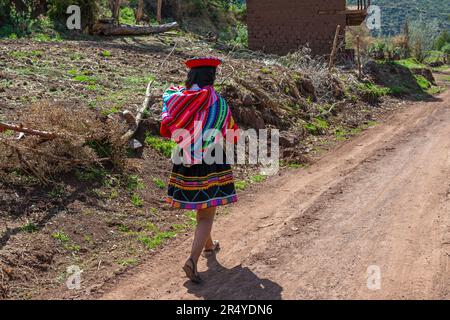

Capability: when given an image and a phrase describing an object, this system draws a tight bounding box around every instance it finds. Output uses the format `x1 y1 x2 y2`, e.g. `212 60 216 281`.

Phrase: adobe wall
247 0 347 55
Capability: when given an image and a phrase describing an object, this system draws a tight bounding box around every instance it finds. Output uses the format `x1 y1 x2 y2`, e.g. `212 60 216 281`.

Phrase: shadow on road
184 254 283 300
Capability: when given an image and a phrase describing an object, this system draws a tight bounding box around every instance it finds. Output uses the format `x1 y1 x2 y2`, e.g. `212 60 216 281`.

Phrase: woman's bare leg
189 207 216 264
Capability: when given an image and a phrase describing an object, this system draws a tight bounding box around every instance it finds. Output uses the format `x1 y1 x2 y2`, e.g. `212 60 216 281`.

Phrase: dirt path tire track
98 90 450 300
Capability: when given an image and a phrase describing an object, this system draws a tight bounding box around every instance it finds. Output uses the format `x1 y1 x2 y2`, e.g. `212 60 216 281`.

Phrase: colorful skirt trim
167 161 238 210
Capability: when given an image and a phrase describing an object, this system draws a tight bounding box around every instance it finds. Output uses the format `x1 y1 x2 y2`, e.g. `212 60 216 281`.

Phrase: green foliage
414 75 431 90
409 17 441 62
152 178 166 189
442 43 450 55
145 135 177 158
223 22 248 48
434 30 450 50
119 7 136 25
127 175 145 191
52 231 70 243
357 83 391 103
131 193 143 207
235 180 248 191
250 174 267 183
21 223 38 233
118 258 138 266
392 58 425 69
304 117 329 135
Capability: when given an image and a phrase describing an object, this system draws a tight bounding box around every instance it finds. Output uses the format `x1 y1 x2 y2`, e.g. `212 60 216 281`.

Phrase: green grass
122 74 156 87
235 180 248 191
392 58 425 69
145 135 177 158
9 50 44 59
138 231 177 250
117 224 131 233
357 82 391 102
185 211 197 227
250 174 267 183
117 258 139 266
304 117 330 135
52 231 70 243
152 177 166 189
414 75 432 90
21 223 38 233
126 175 145 191
131 193 144 207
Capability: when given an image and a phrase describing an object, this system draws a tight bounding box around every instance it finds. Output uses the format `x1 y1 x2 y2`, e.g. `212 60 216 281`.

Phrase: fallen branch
0 121 57 139
94 21 179 36
120 80 155 143
120 42 177 143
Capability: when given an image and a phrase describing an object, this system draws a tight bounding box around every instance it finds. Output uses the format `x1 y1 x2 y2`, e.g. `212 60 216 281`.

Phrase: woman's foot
182 258 202 284
203 240 221 257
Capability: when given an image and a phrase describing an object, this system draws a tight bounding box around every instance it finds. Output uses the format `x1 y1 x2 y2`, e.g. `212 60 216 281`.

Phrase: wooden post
356 35 362 79
329 24 341 71
157 0 163 24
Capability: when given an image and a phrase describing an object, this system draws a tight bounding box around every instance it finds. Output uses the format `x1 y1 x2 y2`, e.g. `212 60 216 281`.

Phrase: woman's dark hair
185 66 216 89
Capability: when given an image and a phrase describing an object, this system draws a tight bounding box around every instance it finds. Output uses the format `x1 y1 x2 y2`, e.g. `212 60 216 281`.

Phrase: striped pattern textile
160 85 238 160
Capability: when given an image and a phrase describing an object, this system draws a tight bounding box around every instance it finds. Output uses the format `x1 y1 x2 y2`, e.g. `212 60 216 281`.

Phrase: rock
279 132 300 148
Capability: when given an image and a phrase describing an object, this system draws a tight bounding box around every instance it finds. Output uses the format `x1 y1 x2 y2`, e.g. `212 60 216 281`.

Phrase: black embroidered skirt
167 159 238 210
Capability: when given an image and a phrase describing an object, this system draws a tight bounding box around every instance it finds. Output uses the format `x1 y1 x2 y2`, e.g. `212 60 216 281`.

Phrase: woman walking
160 57 239 283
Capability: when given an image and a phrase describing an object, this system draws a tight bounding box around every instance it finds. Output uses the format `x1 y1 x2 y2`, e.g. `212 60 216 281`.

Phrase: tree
408 17 440 62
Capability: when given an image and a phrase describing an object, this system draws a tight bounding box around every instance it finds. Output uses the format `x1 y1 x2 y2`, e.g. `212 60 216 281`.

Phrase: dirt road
99 89 450 300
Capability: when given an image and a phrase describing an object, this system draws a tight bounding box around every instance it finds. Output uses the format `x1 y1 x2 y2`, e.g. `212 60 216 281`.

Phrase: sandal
182 258 202 284
203 240 221 256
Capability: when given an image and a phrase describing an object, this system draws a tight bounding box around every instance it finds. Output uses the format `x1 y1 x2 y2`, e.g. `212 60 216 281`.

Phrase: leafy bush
442 43 450 55
434 31 450 51
119 7 136 25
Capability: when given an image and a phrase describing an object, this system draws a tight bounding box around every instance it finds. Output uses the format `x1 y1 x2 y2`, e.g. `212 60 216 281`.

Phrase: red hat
185 57 222 69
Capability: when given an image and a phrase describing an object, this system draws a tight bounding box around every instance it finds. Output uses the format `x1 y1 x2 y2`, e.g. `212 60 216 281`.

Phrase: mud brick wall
247 0 347 55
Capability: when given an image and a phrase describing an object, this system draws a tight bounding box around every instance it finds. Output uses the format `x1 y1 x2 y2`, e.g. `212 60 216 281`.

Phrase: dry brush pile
0 101 128 185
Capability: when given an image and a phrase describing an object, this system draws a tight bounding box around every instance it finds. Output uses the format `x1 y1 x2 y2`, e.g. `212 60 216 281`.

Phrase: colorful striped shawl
160 85 238 156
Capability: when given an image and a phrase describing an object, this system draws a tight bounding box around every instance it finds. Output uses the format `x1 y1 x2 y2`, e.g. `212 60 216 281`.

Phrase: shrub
434 31 450 51
408 17 440 62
